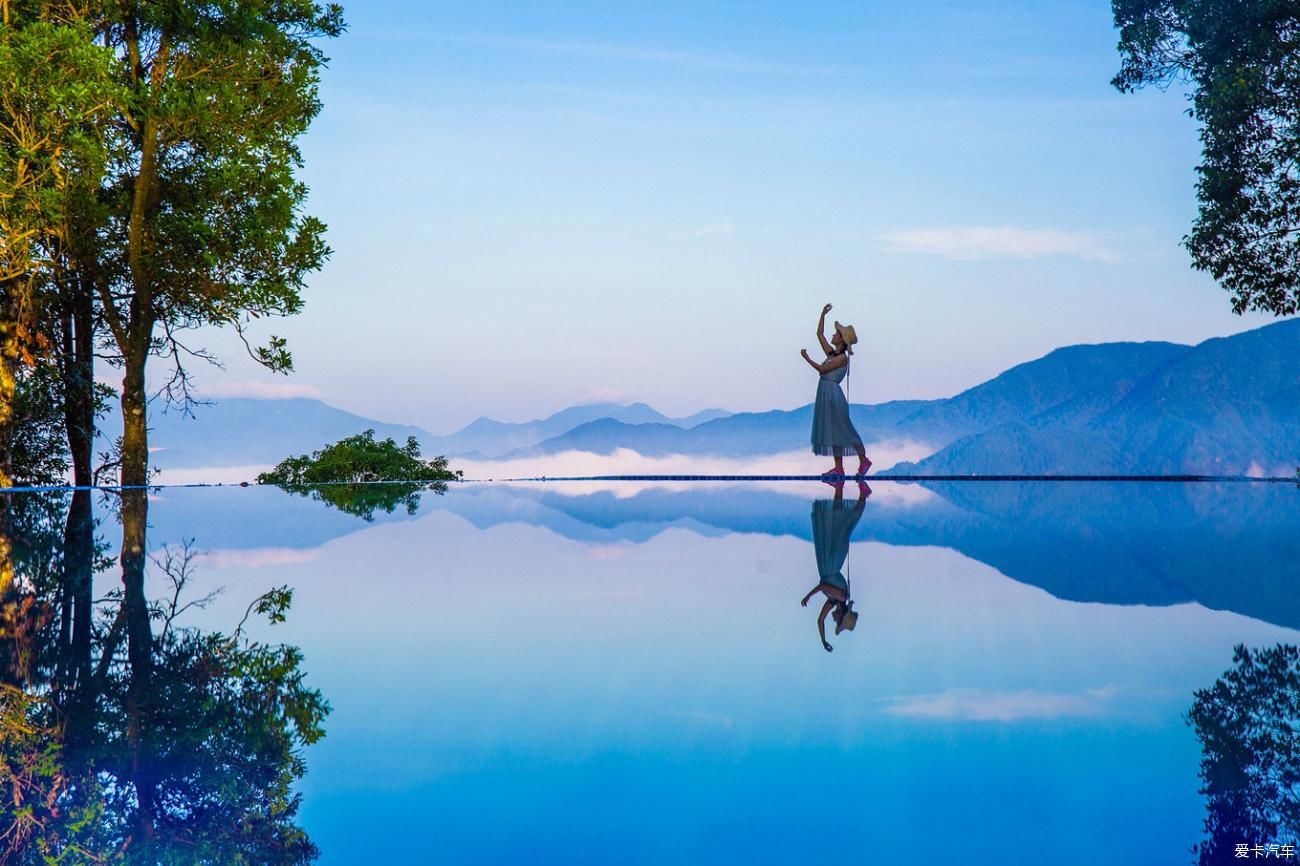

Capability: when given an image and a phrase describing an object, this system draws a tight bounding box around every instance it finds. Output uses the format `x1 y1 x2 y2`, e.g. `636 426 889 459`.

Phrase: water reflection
801 481 869 652
265 479 451 522
1192 644 1300 864
0 489 327 863
399 481 1300 629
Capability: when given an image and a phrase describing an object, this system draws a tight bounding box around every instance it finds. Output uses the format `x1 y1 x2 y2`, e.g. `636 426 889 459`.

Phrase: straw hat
834 321 858 353
834 601 859 634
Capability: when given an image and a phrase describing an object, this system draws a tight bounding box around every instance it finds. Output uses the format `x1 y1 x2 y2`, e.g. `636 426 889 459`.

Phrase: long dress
811 498 863 593
810 355 864 457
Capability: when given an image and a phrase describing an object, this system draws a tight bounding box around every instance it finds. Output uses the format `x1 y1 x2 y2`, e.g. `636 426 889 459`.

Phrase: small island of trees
257 430 462 521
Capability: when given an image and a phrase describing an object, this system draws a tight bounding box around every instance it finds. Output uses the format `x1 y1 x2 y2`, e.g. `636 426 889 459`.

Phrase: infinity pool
3 479 1297 864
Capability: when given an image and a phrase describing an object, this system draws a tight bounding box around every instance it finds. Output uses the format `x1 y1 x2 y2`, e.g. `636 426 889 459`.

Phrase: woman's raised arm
816 303 834 355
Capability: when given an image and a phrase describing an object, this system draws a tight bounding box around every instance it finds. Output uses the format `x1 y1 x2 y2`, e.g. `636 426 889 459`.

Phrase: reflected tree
259 429 460 521
1190 643 1300 863
0 490 329 863
287 481 447 522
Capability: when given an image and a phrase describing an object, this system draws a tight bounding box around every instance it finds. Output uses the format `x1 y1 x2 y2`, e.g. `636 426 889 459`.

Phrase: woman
801 303 871 477
800 479 870 652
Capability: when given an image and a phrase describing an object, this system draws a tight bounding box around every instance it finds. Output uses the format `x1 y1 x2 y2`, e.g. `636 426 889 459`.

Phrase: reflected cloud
882 687 1119 721
670 710 735 730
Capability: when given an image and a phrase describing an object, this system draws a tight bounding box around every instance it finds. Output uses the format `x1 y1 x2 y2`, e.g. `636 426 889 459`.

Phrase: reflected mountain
418 481 1300 630
0 490 327 863
266 479 451 522
142 479 1300 631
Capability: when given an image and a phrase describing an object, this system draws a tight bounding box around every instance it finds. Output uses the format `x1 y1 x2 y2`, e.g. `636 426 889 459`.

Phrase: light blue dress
810 354 864 457
811 498 862 590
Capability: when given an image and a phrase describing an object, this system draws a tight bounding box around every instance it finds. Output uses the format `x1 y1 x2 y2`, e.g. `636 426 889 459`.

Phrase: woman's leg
854 444 871 476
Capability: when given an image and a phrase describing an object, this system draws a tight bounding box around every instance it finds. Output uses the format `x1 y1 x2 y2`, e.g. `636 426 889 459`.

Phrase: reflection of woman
801 303 870 478
800 480 870 652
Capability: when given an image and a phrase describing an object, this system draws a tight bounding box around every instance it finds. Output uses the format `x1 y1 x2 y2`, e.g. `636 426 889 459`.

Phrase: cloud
879 226 1113 261
670 710 734 729
199 547 322 568
432 34 845 77
692 219 735 237
882 687 1118 722
198 380 323 400
582 386 628 403
151 465 272 486
452 442 938 499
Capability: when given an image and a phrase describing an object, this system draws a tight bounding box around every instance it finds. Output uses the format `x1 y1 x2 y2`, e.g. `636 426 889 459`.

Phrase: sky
177 0 1278 434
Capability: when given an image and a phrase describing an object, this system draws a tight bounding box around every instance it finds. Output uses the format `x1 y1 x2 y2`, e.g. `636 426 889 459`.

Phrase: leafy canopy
1113 0 1300 315
257 431 462 521
258 429 461 485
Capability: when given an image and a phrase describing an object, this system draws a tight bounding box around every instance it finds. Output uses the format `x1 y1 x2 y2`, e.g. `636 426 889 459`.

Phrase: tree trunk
63 489 93 687
120 485 156 838
0 278 18 488
119 352 147 488
60 277 95 488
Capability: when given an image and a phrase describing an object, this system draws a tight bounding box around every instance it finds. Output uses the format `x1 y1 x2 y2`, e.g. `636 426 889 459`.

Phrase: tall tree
0 11 115 486
94 2 343 490
1113 0 1300 316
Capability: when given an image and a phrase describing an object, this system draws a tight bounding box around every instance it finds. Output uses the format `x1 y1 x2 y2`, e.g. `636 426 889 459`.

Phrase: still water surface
4 479 1298 864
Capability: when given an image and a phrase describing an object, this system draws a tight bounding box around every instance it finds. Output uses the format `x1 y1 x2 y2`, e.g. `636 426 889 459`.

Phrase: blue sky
186 0 1276 433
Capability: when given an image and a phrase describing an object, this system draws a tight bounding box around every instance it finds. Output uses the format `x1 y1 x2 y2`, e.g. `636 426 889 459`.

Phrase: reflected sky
122 479 1300 865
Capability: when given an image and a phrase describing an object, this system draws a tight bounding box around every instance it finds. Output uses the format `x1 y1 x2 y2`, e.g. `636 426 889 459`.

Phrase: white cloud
670 710 734 729
692 219 735 237
198 380 323 400
151 465 272 486
199 547 322 569
432 34 844 77
882 687 1118 722
879 226 1113 261
452 442 938 498
582 386 628 403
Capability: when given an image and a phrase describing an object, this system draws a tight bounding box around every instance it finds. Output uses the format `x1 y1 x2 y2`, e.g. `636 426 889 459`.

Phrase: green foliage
1189 643 1300 863
3 365 67 487
0 15 118 483
1113 0 1300 315
257 430 461 521
258 429 461 485
0 17 117 283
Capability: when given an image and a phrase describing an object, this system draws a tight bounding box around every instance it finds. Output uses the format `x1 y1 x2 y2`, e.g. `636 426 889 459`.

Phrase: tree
1189 643 1300 864
1113 0 1300 315
258 429 461 520
86 2 344 490
0 12 116 486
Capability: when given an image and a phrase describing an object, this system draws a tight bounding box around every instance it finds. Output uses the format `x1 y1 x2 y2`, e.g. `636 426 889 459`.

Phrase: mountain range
133 319 1299 475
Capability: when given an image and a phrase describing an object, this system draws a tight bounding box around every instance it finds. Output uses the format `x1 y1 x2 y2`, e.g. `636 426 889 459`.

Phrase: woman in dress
800 303 871 477
800 479 870 652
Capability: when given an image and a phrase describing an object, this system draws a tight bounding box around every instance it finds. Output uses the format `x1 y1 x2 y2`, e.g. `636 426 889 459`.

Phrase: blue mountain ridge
894 319 1300 475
